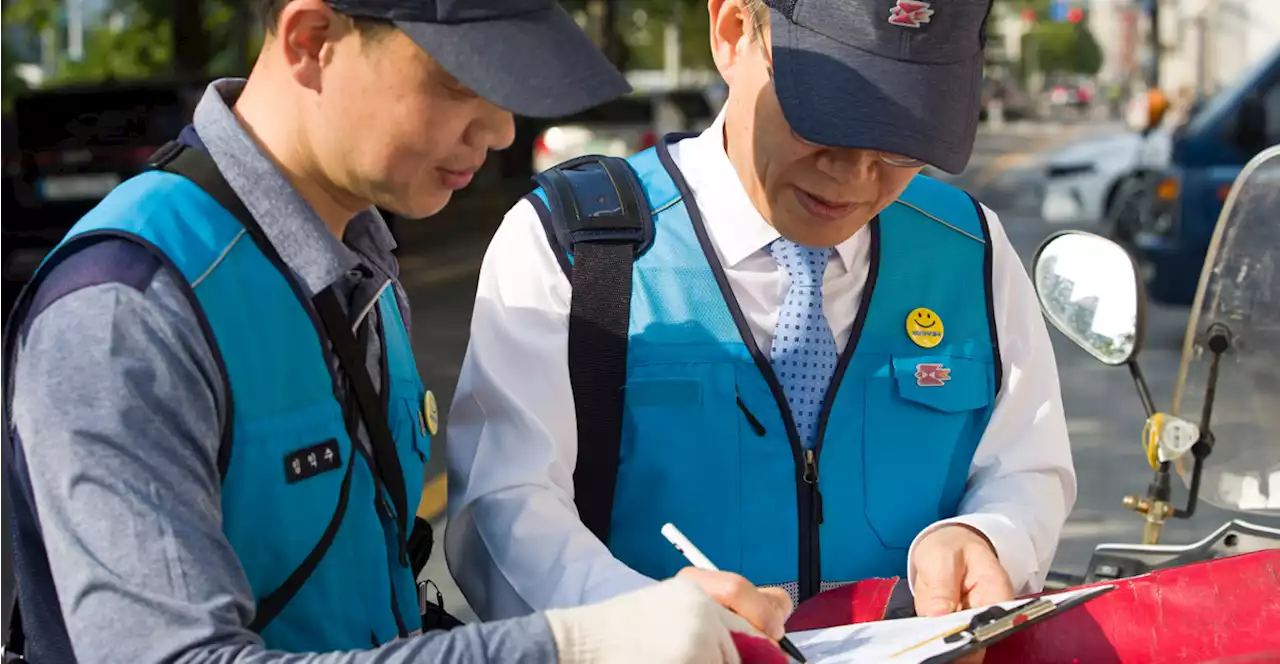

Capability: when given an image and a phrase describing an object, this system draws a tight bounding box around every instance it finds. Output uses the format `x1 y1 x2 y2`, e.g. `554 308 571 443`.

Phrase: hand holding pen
663 523 809 662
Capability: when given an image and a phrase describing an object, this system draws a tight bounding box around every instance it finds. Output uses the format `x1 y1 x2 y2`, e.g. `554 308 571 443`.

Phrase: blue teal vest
537 139 1000 601
36 170 429 650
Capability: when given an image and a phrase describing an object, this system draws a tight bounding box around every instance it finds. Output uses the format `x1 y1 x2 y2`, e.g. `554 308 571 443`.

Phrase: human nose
473 101 516 152
815 147 879 185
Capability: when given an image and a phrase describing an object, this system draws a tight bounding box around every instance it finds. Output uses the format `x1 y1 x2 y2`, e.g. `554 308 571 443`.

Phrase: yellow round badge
423 391 439 436
905 308 944 348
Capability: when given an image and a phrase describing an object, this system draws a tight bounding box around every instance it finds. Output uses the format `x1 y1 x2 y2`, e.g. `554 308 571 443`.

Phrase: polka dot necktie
768 238 838 449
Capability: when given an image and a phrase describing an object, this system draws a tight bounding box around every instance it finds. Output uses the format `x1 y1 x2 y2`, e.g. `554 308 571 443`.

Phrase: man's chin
380 193 453 221
775 214 871 249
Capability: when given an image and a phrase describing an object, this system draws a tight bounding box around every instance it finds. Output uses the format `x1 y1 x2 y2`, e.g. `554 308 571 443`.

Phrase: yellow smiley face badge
422 391 439 436
906 308 944 348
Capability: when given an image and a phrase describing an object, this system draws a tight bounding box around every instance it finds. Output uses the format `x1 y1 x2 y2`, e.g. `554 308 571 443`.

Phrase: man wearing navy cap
3 0 791 661
449 0 1076 625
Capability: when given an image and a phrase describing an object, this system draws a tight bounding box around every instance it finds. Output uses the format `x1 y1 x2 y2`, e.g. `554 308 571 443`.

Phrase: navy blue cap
766 0 993 173
327 0 631 118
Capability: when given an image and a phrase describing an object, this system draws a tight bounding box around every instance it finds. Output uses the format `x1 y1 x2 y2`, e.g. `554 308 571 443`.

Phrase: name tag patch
285 439 342 483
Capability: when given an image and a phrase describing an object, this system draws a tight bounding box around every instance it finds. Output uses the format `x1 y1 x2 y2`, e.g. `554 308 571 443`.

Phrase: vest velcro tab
533 155 655 257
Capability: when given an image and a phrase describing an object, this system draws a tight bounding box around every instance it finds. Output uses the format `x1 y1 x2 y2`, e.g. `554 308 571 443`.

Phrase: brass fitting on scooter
1124 495 1174 543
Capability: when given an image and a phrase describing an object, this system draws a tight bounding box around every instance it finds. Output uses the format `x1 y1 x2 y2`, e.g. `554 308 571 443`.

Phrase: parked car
1040 130 1146 226
531 88 718 172
4 79 204 307
1134 45 1280 305
979 76 1034 123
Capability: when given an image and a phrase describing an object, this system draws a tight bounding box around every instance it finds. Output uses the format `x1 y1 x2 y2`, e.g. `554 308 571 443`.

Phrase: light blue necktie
768 238 838 449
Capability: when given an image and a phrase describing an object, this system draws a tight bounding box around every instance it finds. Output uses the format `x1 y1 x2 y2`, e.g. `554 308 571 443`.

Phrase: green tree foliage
560 0 716 71
2 41 31 112
1023 22 1103 76
991 0 1104 78
1 0 252 95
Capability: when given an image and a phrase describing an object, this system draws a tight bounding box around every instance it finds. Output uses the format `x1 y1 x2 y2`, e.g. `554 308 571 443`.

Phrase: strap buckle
145 141 186 170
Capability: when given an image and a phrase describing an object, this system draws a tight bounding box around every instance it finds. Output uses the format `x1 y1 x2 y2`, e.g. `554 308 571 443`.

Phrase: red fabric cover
786 577 902 632
780 550 1280 663
732 632 791 664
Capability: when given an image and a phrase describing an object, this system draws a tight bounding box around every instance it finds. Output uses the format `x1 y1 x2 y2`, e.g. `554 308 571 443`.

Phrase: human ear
709 0 757 85
278 0 345 92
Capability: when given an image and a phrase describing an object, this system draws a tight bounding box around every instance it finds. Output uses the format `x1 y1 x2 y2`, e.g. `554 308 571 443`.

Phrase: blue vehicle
1135 46 1280 305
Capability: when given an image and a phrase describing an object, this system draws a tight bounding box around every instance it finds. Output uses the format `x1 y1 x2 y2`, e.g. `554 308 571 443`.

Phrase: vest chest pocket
862 354 993 549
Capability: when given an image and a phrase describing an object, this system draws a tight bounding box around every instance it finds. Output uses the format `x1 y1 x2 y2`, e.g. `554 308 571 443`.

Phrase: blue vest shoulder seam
891 199 988 245
191 228 249 290
651 194 682 216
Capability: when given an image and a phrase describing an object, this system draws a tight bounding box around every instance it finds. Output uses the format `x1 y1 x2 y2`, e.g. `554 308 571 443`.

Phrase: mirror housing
1032 231 1148 366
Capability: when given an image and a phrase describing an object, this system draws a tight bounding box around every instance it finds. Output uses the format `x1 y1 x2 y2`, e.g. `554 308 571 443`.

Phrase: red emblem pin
889 0 934 28
915 363 951 387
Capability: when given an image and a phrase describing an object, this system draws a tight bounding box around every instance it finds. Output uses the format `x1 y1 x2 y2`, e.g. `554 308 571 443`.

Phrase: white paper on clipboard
785 586 1114 664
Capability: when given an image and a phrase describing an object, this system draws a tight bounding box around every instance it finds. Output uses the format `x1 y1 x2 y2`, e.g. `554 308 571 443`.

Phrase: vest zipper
670 140 879 604
804 450 823 525
803 448 823 596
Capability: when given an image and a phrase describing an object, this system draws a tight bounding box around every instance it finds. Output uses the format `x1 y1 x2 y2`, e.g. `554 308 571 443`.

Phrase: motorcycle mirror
1032 231 1148 366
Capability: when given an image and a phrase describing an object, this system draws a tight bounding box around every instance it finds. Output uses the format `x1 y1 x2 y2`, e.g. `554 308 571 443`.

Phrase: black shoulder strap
532 155 653 545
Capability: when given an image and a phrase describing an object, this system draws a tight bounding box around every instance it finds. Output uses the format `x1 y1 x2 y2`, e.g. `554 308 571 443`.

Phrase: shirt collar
192 79 398 297
679 108 864 273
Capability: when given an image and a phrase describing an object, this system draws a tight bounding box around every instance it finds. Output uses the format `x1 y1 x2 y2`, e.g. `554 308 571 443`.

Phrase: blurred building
1088 0 1143 90
1146 0 1280 96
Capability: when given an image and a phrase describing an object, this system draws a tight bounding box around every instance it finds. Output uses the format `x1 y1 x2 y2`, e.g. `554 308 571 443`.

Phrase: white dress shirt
445 110 1077 621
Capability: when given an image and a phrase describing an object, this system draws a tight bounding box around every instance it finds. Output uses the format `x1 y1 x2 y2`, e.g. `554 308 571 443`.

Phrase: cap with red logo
763 0 994 174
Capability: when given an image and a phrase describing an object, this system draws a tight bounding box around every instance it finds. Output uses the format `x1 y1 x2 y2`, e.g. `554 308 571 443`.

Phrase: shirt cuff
906 513 1041 597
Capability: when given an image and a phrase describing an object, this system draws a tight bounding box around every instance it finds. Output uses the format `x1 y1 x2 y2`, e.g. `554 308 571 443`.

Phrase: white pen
661 522 718 571
660 522 809 663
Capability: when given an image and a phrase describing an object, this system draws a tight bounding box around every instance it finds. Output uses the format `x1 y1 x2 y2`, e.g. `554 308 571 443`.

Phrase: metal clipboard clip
942 598 1057 646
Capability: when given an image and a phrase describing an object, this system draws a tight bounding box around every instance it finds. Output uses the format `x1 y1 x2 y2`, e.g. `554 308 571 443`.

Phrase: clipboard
915 585 1117 664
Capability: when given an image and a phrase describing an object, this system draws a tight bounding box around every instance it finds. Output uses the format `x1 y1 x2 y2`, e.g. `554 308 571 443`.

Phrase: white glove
545 577 764 664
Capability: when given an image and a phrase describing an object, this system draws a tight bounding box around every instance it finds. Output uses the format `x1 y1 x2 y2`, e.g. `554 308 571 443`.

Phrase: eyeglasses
758 40 928 169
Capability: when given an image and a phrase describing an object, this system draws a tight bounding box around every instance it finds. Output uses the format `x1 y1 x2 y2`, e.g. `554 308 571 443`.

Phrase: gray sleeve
11 268 558 664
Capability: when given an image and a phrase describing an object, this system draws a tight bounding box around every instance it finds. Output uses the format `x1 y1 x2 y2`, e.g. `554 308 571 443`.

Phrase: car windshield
1183 46 1279 137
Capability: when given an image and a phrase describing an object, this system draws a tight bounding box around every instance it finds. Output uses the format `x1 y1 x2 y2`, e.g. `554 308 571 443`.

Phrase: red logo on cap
889 0 934 28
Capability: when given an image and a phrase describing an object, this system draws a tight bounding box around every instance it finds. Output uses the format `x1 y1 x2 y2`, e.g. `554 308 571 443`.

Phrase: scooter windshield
1173 145 1280 516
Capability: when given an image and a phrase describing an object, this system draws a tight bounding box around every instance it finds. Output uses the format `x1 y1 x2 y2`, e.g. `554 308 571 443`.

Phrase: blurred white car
532 89 718 173
1040 127 1174 227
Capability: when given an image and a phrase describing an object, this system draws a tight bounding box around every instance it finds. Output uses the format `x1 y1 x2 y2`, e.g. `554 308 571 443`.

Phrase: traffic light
1067 7 1084 23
